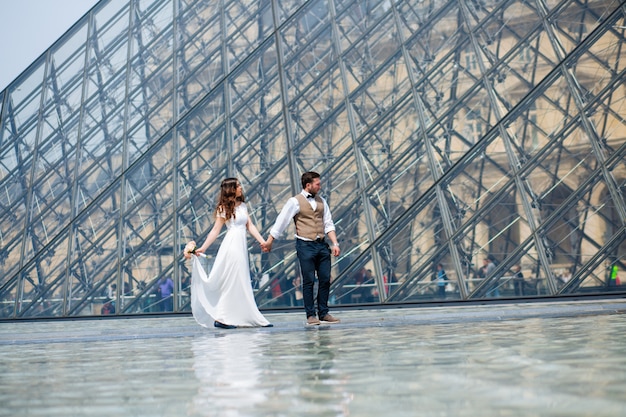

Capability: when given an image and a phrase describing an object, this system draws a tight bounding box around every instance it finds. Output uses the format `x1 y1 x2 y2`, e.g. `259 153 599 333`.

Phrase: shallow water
1 304 626 416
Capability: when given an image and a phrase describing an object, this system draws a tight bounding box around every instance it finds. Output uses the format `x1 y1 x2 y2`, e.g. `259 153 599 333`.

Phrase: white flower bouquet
183 241 197 259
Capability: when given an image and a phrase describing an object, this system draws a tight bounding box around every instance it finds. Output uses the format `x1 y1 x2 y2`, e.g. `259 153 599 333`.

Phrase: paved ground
2 298 625 346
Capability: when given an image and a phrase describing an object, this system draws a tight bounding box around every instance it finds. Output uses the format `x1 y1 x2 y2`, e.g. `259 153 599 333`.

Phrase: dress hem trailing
190 204 270 328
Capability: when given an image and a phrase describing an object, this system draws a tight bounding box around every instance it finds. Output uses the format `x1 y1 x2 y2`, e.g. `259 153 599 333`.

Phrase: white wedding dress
191 203 271 328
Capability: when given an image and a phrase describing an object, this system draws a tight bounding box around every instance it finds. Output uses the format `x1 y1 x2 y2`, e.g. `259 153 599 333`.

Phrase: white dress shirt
269 190 336 240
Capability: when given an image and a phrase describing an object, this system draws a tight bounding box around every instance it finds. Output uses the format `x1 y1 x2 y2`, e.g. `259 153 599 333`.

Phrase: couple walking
184 172 341 329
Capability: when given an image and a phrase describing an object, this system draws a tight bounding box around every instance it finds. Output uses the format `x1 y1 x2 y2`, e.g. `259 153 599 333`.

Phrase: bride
184 178 272 329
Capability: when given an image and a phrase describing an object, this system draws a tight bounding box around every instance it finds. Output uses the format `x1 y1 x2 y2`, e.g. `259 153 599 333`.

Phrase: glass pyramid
1 0 625 319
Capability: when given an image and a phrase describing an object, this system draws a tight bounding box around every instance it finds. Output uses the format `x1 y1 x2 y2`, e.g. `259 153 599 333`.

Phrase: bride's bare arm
246 217 266 245
196 217 226 254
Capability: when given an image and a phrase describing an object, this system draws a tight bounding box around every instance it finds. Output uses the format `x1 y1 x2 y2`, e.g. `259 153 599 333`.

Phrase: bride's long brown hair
215 178 244 221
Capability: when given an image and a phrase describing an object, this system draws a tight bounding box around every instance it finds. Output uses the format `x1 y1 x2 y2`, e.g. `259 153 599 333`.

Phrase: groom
262 172 341 325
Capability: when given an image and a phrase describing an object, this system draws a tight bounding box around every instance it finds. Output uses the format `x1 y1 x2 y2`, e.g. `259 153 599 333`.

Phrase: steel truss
0 0 625 319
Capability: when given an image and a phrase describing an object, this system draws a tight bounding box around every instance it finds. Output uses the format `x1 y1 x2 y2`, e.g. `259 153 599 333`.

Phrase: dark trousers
296 239 331 318
160 296 173 312
438 285 446 299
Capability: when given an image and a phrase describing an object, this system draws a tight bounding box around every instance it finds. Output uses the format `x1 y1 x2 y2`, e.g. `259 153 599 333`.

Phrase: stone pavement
1 298 625 346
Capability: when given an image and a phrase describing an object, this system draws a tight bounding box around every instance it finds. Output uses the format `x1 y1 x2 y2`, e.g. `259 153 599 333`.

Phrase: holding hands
260 235 339 256
261 236 274 253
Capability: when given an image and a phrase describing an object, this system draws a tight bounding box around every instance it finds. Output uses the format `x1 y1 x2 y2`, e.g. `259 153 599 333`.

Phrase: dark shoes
320 314 340 324
307 314 341 325
214 321 237 329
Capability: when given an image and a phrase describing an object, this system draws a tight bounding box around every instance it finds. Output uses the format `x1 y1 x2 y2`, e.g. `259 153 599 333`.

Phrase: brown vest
294 194 325 240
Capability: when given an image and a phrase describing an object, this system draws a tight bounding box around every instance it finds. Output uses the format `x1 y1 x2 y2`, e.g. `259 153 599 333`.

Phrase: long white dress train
191 204 270 328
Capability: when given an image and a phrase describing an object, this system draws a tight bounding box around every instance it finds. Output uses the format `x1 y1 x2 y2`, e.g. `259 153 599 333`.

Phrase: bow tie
305 193 314 199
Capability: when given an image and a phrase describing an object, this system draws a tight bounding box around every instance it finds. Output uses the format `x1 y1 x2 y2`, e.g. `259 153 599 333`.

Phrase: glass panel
2 0 626 318
229 40 282 160
376 193 442 302
551 0 623 54
176 1 223 117
17 234 69 318
0 278 18 318
66 185 122 315
280 0 330 79
334 254 376 305
75 104 126 208
348 55 411 136
225 0 273 70
234 117 287 184
229 39 280 116
341 11 400 97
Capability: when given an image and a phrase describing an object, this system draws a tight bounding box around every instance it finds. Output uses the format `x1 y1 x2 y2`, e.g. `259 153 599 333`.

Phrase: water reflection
291 330 352 415
191 329 352 416
191 332 269 415
1 305 626 416
187 315 626 417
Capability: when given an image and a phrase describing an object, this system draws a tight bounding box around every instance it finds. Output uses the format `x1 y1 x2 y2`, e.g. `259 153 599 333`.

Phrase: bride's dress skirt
190 205 270 328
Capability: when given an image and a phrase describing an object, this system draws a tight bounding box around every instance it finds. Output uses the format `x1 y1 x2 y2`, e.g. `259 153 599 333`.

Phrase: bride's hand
183 241 197 259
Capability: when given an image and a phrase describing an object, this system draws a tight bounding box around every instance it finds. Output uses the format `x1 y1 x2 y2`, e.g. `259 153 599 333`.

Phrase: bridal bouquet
183 241 197 259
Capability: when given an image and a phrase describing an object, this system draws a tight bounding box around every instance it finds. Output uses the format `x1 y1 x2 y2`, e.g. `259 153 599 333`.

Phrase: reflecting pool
1 301 626 416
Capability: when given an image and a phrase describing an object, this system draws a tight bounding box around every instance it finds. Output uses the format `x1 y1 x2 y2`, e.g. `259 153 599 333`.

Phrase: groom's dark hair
301 171 320 188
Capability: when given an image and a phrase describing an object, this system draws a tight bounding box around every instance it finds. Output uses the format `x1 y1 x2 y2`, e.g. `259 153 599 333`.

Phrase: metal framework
0 0 625 319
